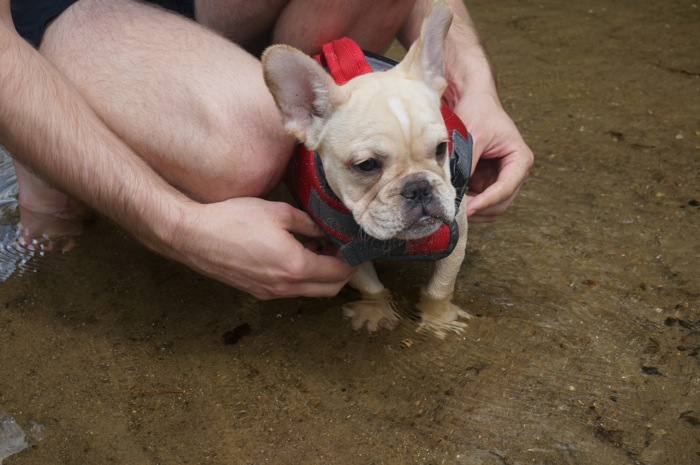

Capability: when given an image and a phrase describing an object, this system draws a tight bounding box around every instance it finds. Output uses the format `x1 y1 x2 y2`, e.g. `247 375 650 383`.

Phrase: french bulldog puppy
262 0 470 337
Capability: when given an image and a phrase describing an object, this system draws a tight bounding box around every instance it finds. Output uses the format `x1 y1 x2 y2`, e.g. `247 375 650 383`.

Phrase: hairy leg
38 0 294 204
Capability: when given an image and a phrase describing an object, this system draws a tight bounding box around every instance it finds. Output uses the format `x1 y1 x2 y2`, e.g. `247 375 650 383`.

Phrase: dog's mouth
396 215 447 240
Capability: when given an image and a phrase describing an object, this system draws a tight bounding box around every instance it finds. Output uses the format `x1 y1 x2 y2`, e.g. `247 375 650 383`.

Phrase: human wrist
435 0 500 108
133 188 197 262
443 37 500 109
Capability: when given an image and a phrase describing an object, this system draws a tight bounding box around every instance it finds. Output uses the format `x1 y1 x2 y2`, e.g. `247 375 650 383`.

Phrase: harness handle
314 38 375 85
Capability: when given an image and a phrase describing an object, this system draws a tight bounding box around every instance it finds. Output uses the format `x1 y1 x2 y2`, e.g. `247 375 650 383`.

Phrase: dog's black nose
401 180 433 203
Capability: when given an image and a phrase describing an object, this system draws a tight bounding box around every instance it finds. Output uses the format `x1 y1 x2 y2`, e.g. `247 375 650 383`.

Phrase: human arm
399 0 534 222
0 3 352 299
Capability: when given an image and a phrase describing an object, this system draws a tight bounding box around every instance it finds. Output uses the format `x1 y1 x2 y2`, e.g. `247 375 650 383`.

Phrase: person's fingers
300 250 355 283
279 204 356 278
467 149 531 218
275 202 328 239
466 180 511 218
282 279 350 299
273 240 354 284
467 207 502 223
302 239 341 257
467 181 522 221
254 252 353 300
254 280 349 300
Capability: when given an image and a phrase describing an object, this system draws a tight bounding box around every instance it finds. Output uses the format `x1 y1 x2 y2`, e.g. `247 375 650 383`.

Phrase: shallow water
1 0 699 464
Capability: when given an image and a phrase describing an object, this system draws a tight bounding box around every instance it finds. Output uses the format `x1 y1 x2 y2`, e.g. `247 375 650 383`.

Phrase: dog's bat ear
398 0 453 95
262 45 346 146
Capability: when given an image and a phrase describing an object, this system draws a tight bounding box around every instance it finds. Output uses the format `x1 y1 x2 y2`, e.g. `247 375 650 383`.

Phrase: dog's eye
435 142 448 160
354 158 380 172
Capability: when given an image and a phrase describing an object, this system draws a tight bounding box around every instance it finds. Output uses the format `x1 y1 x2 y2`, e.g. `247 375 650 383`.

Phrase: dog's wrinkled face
318 72 454 240
263 1 454 240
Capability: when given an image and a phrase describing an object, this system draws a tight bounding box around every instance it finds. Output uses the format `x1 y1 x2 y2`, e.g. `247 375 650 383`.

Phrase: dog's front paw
415 293 472 339
342 289 400 332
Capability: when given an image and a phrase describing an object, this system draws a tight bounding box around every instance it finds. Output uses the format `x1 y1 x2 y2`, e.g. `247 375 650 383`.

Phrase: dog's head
263 1 454 241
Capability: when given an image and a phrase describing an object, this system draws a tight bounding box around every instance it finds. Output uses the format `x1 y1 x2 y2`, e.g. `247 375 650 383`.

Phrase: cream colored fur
262 0 470 337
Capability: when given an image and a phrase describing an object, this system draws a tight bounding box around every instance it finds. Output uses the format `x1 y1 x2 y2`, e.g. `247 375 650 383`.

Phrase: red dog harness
286 38 473 266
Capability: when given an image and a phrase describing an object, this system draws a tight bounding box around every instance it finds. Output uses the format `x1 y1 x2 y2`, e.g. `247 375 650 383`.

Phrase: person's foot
13 161 92 253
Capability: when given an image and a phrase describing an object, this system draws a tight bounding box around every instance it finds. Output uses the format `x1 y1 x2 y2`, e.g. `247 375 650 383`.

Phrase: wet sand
1 0 698 464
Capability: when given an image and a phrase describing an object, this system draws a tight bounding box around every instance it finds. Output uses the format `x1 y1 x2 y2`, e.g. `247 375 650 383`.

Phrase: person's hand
166 197 355 300
453 92 534 223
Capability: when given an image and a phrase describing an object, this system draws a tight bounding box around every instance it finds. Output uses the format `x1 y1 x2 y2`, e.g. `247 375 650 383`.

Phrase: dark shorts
10 0 196 47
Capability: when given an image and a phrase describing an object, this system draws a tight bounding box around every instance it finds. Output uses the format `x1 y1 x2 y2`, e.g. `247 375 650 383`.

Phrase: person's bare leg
196 0 417 55
272 0 416 54
37 0 294 204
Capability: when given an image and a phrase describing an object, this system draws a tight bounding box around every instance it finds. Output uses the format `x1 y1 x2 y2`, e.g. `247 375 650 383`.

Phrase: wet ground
1 0 699 464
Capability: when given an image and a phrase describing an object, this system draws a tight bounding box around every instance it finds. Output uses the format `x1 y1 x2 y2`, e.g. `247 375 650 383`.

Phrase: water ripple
0 146 39 282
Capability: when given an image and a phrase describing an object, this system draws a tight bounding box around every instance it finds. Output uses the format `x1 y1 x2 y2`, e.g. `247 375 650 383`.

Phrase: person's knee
214 134 295 201
273 0 416 54
187 106 296 203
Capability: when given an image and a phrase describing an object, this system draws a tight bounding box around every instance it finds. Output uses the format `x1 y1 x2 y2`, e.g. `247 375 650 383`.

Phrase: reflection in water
0 148 17 205
0 147 40 282
0 408 28 464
